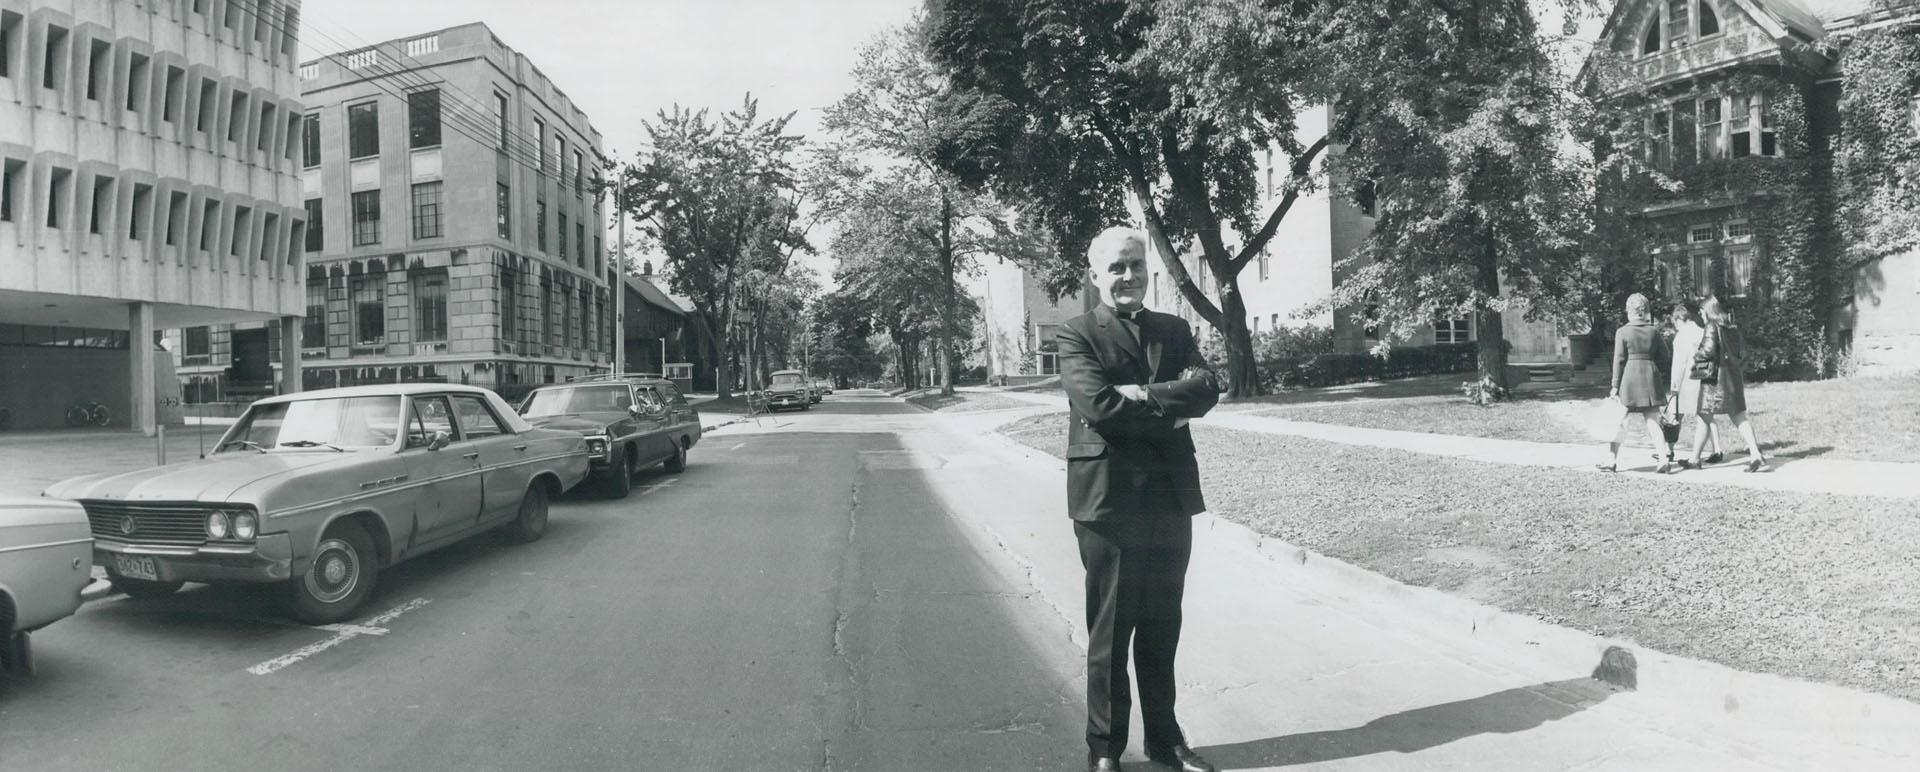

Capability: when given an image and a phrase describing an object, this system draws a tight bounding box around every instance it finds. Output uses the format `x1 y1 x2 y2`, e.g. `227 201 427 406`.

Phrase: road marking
246 597 430 676
730 443 745 451
637 477 680 494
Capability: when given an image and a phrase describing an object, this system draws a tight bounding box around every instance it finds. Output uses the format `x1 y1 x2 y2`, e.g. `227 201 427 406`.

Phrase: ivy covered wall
1833 26 1920 372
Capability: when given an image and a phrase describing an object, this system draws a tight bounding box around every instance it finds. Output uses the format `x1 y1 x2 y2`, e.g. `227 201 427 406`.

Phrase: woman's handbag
1658 394 1683 444
1690 328 1721 384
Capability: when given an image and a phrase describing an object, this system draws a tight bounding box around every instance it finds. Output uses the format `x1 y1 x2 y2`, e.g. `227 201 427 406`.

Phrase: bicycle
65 401 111 427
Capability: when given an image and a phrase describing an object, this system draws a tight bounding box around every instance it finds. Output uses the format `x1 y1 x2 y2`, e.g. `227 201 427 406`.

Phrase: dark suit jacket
1056 305 1220 522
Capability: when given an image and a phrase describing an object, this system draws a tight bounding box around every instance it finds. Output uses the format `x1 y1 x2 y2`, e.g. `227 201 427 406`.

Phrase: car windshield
221 396 404 451
771 373 804 386
519 385 632 417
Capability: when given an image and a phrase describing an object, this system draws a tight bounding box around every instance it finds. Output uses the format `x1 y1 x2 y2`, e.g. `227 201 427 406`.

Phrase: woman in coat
1685 297 1771 472
1668 302 1722 465
1599 293 1673 473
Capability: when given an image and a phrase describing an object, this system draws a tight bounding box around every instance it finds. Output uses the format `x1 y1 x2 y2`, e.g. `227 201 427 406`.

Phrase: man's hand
1114 384 1150 402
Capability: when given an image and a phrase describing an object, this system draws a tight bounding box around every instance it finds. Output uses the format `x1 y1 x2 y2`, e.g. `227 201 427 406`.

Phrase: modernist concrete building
0 0 307 432
178 21 610 404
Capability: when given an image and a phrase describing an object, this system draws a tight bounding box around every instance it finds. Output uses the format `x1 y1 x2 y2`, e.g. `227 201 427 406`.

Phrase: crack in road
979 522 1084 648
821 476 865 772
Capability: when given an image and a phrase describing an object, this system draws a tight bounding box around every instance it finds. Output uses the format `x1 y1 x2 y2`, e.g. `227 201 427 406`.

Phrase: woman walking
1668 302 1722 466
1599 293 1673 473
1686 297 1771 472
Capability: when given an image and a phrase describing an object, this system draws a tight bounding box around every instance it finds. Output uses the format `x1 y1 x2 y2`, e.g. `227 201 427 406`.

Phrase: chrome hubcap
305 538 359 604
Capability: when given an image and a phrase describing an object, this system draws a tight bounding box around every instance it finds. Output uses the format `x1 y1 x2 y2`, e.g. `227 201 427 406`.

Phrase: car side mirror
426 430 453 451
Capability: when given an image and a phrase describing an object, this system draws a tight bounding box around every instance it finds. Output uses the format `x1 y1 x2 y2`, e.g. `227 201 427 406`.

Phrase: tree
615 97 809 399
824 20 1008 397
922 0 1324 397
1312 0 1595 393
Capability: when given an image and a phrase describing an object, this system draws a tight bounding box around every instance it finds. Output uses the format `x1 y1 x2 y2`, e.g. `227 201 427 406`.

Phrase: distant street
0 392 1082 772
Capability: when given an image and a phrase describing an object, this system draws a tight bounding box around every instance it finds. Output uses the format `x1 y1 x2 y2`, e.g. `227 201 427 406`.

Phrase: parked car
815 379 833 396
764 370 812 411
43 384 590 625
0 496 92 676
517 375 702 498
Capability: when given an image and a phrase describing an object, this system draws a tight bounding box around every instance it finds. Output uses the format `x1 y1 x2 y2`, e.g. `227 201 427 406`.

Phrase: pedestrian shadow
1756 440 1833 461
1195 676 1624 769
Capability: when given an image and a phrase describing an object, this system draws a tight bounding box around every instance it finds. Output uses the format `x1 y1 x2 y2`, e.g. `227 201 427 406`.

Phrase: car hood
523 412 622 434
43 452 375 505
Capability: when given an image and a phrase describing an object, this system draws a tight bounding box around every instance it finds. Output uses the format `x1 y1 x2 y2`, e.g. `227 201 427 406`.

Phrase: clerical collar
1109 306 1145 321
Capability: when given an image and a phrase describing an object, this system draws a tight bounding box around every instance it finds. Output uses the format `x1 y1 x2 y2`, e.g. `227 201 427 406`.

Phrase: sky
296 0 924 287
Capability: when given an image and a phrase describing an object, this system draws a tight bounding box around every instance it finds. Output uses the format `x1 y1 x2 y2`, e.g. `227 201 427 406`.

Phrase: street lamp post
612 171 627 376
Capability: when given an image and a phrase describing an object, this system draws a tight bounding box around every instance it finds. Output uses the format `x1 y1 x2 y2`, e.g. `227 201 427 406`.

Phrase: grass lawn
905 390 1037 413
1250 375 1920 463
998 411 1920 702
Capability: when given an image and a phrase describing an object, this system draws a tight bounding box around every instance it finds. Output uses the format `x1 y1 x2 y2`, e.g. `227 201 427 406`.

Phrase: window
230 206 251 256
408 396 453 446
554 136 567 188
301 114 320 166
1726 246 1753 297
494 91 509 150
574 150 585 195
1257 245 1268 281
228 91 246 142
46 168 72 228
223 0 240 29
43 25 67 91
166 192 186 246
127 53 149 112
561 285 575 348
130 184 152 240
575 223 586 267
304 198 324 252
1690 251 1713 296
533 117 546 173
258 103 275 152
351 190 380 246
1251 316 1260 334
1731 95 1752 157
1725 220 1752 239
163 67 184 123
452 396 507 439
0 161 17 222
1698 97 1724 160
1649 110 1672 168
1697 1 1720 36
1435 316 1472 344
303 279 326 347
86 39 108 101
197 79 217 134
496 183 512 239
0 12 17 80
579 288 592 349
558 212 569 258
1036 324 1061 375
1689 224 1718 244
1641 17 1661 55
412 269 448 342
88 175 113 235
410 181 443 239
183 326 210 358
408 89 441 149
1759 99 1778 156
536 199 547 251
538 276 553 346
347 101 379 159
351 273 384 345
200 200 218 250
500 266 519 340
286 113 301 161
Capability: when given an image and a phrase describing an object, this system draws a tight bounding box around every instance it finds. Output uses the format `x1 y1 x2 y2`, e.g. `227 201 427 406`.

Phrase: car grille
82 501 209 547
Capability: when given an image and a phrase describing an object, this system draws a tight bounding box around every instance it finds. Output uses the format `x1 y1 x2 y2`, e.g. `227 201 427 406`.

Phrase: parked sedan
518 375 702 498
43 385 590 624
0 496 92 675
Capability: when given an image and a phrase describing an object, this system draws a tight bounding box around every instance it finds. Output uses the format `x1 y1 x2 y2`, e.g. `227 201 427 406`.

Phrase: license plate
112 554 160 581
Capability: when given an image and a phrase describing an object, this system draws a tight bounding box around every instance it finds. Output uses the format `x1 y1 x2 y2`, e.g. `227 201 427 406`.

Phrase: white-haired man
1057 226 1221 772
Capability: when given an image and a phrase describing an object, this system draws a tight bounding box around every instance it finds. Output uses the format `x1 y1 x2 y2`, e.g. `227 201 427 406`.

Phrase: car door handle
462 452 480 460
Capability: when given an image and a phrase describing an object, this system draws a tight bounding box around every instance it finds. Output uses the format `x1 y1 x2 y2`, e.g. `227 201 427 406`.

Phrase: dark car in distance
518 375 703 498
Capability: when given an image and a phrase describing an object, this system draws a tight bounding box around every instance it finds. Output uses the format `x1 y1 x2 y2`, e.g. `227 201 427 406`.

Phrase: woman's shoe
1594 463 1618 473
1745 458 1773 473
1652 461 1673 475
1706 452 1726 464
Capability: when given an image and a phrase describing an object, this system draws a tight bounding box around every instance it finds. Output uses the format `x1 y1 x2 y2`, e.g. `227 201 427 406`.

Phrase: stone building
176 21 610 403
1 0 307 432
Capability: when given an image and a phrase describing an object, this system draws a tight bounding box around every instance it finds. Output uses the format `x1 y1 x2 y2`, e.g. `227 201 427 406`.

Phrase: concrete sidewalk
882 402 1920 770
977 389 1920 499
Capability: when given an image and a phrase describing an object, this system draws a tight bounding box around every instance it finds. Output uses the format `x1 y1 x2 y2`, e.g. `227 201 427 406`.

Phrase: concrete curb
951 414 1920 757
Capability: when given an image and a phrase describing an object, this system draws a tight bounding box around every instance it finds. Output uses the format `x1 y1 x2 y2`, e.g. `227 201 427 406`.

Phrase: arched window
1698 1 1720 36
1642 18 1662 55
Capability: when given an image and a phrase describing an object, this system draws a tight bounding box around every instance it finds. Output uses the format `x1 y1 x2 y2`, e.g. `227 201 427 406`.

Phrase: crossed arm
1056 322 1221 437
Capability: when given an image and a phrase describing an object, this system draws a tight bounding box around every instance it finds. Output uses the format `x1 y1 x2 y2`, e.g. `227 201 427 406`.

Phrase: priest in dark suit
1058 226 1221 772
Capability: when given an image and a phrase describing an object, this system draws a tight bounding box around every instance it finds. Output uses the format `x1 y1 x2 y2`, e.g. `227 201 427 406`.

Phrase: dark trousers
1075 513 1193 757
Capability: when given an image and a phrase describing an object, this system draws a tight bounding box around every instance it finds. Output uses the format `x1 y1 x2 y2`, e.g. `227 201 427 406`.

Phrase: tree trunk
1217 277 1258 398
938 193 957 397
1475 242 1512 392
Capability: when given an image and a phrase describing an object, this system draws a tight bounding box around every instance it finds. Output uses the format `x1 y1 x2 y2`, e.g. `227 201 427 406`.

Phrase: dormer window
1642 18 1662 55
1697 1 1720 36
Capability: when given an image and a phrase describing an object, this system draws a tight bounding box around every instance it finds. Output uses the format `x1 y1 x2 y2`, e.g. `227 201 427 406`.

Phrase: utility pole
612 170 627 376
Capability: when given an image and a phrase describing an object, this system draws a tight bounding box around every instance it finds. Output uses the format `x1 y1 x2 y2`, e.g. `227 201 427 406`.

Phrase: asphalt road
0 392 1083 772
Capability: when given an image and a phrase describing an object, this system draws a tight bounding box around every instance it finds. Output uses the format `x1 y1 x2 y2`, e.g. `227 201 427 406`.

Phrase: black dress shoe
1087 753 1122 771
1147 744 1216 772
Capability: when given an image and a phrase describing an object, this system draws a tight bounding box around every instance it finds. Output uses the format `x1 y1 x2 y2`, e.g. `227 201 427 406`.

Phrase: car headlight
206 511 231 540
232 511 258 541
585 436 608 456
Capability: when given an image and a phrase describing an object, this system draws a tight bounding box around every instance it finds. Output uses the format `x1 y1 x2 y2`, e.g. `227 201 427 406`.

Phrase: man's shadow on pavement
1196 676 1625 769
